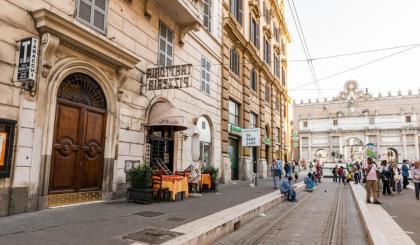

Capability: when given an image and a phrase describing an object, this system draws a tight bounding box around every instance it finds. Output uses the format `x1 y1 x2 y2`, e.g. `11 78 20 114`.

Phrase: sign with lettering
17 37 38 81
228 124 242 135
145 64 193 91
242 128 260 147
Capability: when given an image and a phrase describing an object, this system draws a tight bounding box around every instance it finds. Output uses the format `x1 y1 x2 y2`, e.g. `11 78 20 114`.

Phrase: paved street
215 181 368 245
0 177 306 245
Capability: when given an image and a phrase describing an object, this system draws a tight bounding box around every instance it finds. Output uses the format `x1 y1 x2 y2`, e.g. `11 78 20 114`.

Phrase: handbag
363 166 373 183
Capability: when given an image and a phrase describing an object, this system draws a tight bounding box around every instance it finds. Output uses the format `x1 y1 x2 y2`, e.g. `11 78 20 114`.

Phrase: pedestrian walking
353 162 361 184
381 160 393 196
390 163 397 193
337 166 344 184
341 167 347 186
293 162 300 182
412 161 420 200
402 160 410 189
309 162 313 172
270 160 279 189
280 176 297 202
276 158 283 180
364 157 381 204
332 165 338 182
396 170 402 195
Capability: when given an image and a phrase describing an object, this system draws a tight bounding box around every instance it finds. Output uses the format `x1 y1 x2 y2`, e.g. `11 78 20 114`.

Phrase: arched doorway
386 148 398 163
315 149 328 163
49 73 107 195
345 138 364 162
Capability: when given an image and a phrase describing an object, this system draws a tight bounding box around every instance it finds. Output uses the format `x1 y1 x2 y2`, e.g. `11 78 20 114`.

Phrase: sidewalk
379 187 420 244
0 178 291 245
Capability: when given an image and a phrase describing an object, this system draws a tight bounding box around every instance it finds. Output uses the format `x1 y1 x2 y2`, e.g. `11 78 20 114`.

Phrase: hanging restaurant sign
17 37 39 81
145 64 193 91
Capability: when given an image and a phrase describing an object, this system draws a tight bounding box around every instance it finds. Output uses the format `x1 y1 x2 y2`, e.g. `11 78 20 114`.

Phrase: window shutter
209 0 212 31
268 44 271 65
256 22 260 49
92 0 107 33
238 0 243 25
77 0 93 24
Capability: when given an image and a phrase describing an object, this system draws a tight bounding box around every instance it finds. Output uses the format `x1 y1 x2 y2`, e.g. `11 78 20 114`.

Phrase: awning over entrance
148 102 188 131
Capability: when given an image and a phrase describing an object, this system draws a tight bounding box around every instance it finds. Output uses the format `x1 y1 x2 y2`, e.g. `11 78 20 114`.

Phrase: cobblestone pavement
216 181 368 245
0 175 307 245
379 187 420 244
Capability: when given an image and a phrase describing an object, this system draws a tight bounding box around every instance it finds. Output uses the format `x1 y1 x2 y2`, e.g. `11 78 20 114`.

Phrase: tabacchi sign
146 64 193 91
17 37 38 81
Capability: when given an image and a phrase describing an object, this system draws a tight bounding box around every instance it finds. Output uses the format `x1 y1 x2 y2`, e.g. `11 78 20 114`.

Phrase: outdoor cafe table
161 175 189 201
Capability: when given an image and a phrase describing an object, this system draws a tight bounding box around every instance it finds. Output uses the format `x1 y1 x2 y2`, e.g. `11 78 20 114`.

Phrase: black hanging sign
17 37 39 81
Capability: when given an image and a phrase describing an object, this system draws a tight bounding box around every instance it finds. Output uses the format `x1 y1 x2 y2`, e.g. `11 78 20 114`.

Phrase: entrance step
48 191 102 207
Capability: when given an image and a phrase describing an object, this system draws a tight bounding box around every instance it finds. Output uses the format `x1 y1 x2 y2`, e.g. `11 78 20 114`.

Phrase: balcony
144 0 203 45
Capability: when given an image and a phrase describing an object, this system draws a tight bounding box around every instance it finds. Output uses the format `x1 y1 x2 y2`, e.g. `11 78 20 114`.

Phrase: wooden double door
49 99 106 194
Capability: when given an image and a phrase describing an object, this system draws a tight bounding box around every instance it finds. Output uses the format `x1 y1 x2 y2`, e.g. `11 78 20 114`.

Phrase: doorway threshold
48 191 102 208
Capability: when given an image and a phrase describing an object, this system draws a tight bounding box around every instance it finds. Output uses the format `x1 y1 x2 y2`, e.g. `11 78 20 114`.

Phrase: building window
303 121 308 128
158 22 173 67
249 112 257 128
230 48 240 75
274 55 280 78
275 96 279 111
406 116 411 123
274 25 280 42
76 0 108 34
250 69 257 91
230 0 243 25
281 67 286 86
265 83 270 101
369 117 375 124
263 38 271 65
263 1 270 24
250 16 260 49
277 127 281 143
0 119 16 178
229 100 240 125
333 119 338 126
203 0 212 31
201 57 211 94
202 121 206 129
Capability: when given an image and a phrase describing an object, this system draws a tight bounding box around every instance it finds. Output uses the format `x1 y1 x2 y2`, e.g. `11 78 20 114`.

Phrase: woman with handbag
364 157 381 204
412 161 420 200
271 160 279 189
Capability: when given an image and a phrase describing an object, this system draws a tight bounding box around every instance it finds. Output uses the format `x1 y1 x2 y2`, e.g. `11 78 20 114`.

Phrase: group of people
364 158 420 203
270 159 301 202
335 157 420 203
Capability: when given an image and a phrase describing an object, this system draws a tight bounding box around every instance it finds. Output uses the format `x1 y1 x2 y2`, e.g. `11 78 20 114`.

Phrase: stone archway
345 138 364 162
315 149 328 163
386 148 398 163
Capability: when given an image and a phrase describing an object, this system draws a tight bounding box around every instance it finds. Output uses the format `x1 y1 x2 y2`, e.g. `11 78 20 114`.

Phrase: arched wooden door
49 73 107 194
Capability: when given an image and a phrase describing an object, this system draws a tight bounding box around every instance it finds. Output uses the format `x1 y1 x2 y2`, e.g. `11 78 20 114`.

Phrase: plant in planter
201 166 219 192
127 164 154 204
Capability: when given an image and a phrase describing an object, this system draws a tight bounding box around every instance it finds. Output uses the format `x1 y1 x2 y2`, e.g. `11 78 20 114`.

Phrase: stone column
308 135 312 161
376 134 381 159
329 135 333 160
415 133 420 160
299 136 303 160
402 132 408 160
339 136 343 155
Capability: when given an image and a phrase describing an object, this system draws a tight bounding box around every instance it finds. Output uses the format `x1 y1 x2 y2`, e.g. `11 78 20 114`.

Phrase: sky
284 0 420 102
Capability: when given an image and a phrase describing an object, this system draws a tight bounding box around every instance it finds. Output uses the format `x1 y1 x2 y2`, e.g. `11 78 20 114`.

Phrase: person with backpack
276 158 283 180
270 160 279 189
402 160 410 189
381 160 393 196
332 165 338 182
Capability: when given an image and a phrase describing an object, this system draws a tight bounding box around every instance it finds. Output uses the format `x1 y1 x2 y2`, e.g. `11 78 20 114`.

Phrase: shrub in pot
127 164 154 204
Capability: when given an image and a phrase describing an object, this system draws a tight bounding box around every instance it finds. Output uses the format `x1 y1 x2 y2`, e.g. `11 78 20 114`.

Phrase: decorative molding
32 8 140 70
144 0 157 19
273 43 280 54
117 67 128 88
179 23 200 46
263 25 272 39
248 0 261 19
40 33 60 77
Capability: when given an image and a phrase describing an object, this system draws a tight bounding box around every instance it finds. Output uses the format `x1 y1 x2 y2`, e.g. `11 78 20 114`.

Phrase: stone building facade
221 0 290 182
0 0 224 216
293 80 420 164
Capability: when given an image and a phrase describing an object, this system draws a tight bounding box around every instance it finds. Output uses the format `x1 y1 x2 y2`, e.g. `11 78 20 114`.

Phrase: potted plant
201 166 219 192
127 164 154 204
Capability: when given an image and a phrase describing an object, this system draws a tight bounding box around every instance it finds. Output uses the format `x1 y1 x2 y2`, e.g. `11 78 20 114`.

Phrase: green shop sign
263 137 271 145
228 124 242 135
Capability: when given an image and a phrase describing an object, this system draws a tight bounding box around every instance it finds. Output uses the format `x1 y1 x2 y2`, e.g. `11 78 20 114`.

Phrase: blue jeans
283 189 296 202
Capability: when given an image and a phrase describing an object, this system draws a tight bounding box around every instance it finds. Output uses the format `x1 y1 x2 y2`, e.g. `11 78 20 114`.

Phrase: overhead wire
287 0 321 97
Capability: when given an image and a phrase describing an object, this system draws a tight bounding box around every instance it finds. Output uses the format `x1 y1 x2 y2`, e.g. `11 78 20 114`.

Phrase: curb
350 183 416 245
132 182 305 245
